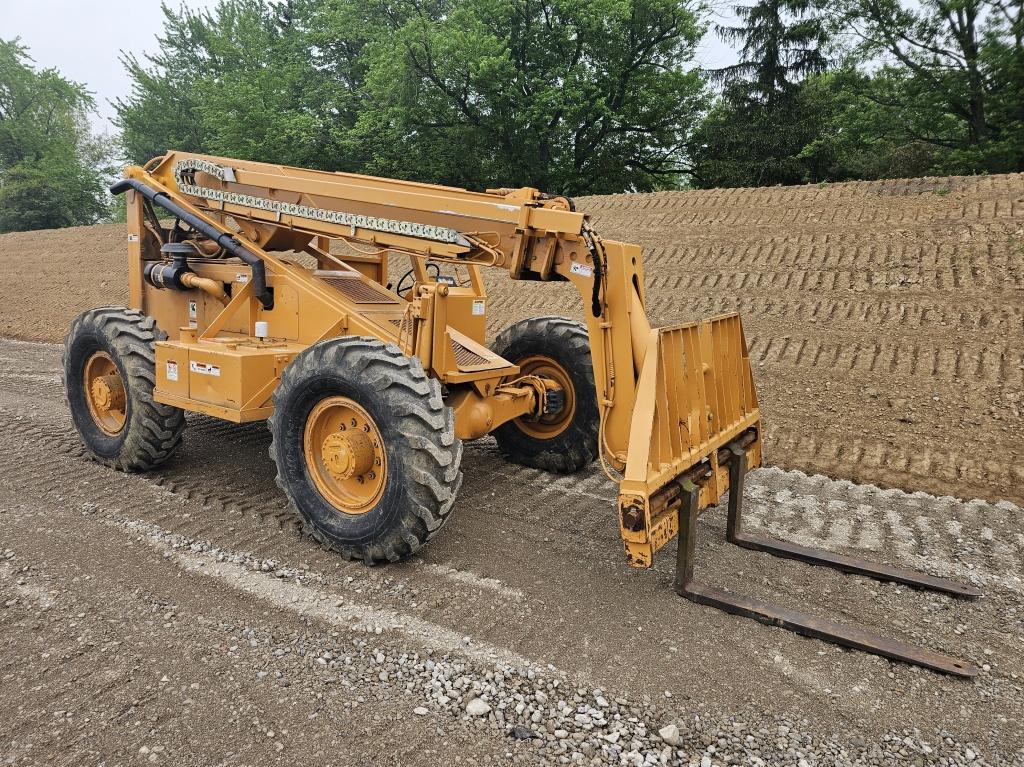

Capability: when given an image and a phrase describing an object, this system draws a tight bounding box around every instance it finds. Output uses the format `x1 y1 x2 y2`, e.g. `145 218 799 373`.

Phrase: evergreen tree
714 0 829 103
689 0 831 186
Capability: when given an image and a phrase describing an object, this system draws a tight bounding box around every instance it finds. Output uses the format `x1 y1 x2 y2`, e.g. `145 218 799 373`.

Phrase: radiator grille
452 341 490 368
389 318 492 369
318 275 398 305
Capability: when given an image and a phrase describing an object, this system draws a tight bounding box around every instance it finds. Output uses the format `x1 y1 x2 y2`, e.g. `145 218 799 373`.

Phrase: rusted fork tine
673 447 982 678
724 447 983 599
728 533 983 598
680 581 979 677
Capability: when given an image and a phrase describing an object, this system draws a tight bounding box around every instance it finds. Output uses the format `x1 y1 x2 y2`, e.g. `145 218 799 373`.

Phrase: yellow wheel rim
83 351 127 436
303 396 387 515
513 354 575 439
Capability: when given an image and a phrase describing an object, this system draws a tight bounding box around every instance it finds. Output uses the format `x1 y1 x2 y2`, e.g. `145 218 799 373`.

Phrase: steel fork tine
674 441 981 678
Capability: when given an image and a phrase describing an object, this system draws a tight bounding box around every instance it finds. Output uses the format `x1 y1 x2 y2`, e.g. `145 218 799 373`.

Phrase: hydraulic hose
110 178 273 309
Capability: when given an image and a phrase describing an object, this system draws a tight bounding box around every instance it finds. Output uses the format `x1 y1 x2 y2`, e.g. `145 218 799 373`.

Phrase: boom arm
122 151 763 567
140 154 658 458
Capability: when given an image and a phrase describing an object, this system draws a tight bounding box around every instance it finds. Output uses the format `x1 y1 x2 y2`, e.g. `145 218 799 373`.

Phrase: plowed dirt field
1 174 1022 766
1 173 1021 504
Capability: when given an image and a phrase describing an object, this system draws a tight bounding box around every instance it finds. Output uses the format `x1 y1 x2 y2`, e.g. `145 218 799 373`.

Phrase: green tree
714 0 829 102
786 68 940 181
341 0 707 194
0 39 112 232
120 0 708 195
115 0 358 170
689 0 831 186
844 0 1024 173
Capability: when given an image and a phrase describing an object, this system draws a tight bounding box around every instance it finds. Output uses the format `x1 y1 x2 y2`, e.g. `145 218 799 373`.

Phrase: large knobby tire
491 316 599 473
63 307 185 471
269 336 463 564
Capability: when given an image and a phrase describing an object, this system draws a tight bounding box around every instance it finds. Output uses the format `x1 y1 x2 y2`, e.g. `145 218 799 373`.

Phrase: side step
674 444 982 678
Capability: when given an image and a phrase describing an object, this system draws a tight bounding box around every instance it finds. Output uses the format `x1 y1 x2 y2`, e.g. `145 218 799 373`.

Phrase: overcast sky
3 0 738 133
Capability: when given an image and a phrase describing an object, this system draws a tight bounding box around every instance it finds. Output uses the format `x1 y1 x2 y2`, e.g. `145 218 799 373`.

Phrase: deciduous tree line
0 40 113 232
1 0 1021 231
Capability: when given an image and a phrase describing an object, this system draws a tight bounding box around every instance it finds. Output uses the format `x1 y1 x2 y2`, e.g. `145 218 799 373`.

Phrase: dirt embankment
1 174 1022 504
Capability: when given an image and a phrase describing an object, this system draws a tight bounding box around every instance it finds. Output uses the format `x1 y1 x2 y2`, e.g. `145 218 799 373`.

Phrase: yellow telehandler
64 153 979 676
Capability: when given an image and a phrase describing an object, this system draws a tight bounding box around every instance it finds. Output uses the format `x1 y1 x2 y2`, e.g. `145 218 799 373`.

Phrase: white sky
2 0 220 133
1 0 739 134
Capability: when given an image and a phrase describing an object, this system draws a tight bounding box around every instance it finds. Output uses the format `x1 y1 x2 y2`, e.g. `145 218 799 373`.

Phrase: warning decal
190 361 221 377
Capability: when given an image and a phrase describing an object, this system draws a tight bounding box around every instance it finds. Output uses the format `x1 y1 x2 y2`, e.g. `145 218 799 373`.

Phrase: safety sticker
188 301 197 321
235 273 250 284
472 299 486 316
190 361 221 377
166 361 179 382
570 262 593 277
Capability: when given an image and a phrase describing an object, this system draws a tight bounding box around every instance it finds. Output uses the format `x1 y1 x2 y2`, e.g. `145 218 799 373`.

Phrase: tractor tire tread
268 336 462 565
63 306 185 471
491 316 599 474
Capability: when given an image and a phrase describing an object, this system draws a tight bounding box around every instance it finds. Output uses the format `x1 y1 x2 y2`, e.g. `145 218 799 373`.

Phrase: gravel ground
2 501 1014 767
0 333 1021 766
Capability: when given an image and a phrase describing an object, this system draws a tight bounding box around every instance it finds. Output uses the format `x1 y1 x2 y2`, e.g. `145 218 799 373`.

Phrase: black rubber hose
110 178 273 309
590 250 603 318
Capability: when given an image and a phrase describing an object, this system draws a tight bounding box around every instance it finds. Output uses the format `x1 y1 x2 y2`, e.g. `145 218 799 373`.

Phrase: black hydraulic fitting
543 387 566 416
144 242 195 291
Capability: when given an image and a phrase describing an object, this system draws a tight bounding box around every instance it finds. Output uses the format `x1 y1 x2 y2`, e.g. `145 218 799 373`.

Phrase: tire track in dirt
467 445 1022 593
740 335 1023 385
763 426 1024 501
616 267 1020 296
0 402 540 654
3 392 1018 599
643 294 1024 342
594 204 1024 228
3 338 1019 591
516 176 1024 508
581 172 1023 211
638 237 1020 272
3 346 1023 753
